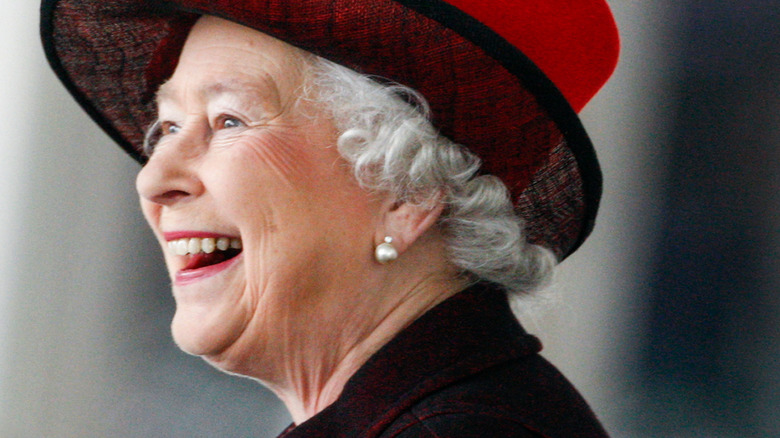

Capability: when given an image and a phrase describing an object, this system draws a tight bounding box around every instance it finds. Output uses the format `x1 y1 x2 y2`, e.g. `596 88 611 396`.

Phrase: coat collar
281 282 541 437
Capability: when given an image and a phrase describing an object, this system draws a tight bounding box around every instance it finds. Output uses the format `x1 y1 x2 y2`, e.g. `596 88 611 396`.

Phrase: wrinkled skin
136 16 461 423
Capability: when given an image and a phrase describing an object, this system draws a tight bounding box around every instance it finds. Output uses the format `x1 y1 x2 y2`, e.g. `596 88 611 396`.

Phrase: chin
170 306 243 357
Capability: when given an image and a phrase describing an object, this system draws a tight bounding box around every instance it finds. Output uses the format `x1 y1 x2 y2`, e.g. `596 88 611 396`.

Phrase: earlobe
376 194 445 256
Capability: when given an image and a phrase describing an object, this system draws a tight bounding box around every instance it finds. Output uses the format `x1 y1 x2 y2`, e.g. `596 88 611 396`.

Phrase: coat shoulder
383 410 542 437
379 354 608 438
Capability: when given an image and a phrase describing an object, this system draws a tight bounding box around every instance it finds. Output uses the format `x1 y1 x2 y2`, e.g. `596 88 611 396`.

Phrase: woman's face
136 16 386 374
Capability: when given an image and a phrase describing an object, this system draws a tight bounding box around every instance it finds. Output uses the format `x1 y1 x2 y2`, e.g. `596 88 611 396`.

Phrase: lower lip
174 254 242 286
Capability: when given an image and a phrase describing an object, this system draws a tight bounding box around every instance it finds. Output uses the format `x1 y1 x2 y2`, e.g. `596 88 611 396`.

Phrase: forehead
157 15 309 102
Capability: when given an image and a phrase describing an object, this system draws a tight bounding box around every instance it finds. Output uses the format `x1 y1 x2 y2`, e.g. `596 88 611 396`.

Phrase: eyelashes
142 120 163 158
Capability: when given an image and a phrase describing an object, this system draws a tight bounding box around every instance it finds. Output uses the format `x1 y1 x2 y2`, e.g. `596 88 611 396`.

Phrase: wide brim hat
40 0 619 260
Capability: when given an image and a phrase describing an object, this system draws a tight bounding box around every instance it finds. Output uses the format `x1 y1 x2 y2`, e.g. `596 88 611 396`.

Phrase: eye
216 115 245 130
162 121 181 135
142 120 181 157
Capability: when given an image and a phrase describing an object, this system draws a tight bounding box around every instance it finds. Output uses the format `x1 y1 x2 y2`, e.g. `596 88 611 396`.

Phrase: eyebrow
156 75 282 107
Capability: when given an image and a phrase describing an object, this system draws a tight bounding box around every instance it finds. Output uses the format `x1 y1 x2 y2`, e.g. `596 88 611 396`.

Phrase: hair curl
304 57 556 295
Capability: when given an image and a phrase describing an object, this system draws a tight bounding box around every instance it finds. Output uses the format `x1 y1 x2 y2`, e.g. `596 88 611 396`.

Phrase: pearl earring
374 236 398 264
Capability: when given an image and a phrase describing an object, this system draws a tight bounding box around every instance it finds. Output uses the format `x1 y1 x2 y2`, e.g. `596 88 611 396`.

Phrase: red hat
40 0 619 260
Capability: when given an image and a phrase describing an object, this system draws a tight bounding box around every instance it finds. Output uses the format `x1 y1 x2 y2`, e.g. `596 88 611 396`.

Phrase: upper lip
163 230 240 241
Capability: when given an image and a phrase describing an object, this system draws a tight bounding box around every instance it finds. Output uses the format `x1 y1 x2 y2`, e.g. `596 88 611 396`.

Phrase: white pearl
375 239 398 264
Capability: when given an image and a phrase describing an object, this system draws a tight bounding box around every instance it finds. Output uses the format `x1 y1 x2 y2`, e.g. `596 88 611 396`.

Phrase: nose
136 135 205 206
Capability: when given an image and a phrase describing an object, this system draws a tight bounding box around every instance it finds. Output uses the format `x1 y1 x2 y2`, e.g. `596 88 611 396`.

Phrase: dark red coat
278 283 608 437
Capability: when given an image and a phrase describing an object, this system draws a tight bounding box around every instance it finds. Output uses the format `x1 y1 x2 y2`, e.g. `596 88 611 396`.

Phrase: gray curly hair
303 57 555 296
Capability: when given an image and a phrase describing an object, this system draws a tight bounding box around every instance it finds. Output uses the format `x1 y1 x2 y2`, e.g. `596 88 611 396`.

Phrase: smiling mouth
168 237 243 271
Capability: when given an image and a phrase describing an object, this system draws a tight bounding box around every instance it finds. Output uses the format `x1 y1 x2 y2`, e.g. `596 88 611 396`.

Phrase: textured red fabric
446 0 619 111
40 0 619 259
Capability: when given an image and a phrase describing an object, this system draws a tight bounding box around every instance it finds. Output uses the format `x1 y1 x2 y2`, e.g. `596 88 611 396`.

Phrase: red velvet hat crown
40 0 619 260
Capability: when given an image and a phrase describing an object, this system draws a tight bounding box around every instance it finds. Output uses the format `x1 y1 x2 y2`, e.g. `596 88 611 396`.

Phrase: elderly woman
42 0 619 436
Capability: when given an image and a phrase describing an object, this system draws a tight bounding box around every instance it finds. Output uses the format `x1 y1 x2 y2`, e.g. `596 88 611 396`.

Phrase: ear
376 194 445 255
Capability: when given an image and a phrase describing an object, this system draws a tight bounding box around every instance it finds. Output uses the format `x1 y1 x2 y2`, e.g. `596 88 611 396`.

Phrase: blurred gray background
1 1 778 437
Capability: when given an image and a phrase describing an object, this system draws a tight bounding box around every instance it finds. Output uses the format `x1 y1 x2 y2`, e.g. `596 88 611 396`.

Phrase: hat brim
41 0 610 260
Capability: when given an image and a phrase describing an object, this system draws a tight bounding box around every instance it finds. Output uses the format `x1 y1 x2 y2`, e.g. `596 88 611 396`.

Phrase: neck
275 272 466 425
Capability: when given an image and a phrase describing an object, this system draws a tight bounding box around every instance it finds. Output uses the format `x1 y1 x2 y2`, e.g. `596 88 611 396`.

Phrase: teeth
167 237 242 256
187 238 201 255
174 239 188 256
216 237 230 251
201 238 216 254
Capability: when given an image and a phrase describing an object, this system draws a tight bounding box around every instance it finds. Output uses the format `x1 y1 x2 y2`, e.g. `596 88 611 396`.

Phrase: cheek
207 130 346 218
227 129 330 189
207 127 380 262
